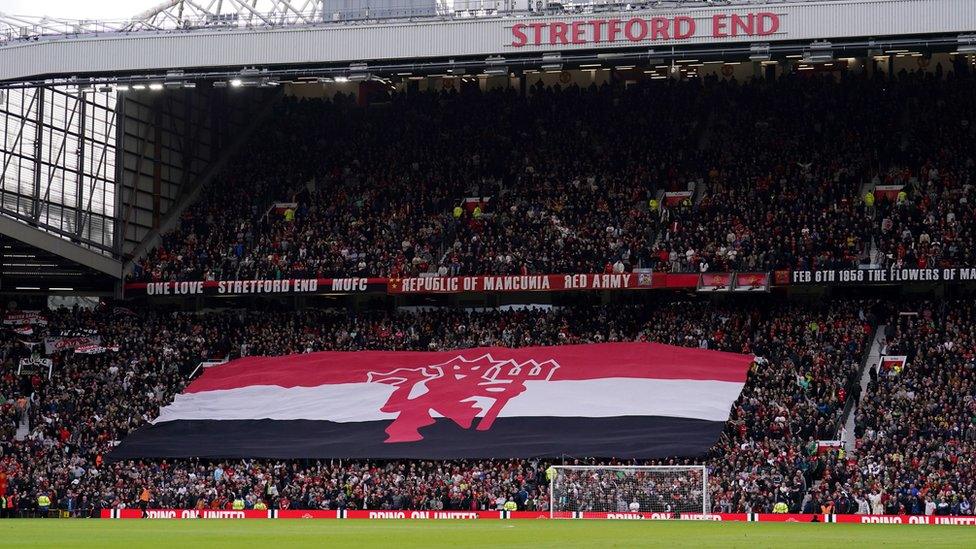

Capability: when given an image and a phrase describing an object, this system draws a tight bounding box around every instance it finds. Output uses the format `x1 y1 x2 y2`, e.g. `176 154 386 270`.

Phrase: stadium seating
818 300 976 516
130 69 975 282
1 300 873 514
3 66 975 520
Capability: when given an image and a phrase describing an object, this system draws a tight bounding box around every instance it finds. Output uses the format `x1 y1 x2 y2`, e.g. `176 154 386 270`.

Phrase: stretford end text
511 12 780 48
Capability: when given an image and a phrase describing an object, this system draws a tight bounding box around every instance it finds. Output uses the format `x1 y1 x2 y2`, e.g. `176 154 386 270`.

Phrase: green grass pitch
1 519 975 548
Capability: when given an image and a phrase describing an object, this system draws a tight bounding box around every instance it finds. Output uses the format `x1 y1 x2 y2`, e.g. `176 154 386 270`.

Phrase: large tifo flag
111 343 752 460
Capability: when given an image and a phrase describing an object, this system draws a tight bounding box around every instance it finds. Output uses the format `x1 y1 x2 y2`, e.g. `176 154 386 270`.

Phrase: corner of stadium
1 0 975 546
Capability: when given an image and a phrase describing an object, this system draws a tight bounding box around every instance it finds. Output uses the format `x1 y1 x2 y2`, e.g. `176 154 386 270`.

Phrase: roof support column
31 87 44 222
74 93 87 239
112 94 126 255
152 95 163 230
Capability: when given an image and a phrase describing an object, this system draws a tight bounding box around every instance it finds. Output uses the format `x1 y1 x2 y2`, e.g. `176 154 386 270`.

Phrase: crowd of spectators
817 300 976 516
1 298 871 515
552 466 707 514
130 66 975 282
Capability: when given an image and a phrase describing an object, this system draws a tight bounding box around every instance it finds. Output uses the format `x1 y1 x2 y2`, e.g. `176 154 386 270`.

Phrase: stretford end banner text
124 273 666 297
510 11 781 47
124 267 976 298
781 267 976 285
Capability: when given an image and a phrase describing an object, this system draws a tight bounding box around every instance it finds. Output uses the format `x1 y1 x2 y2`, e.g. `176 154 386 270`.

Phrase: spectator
0 298 878 515
130 70 976 283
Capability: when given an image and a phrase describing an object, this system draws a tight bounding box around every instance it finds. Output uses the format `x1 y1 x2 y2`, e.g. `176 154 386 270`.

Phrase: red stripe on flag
185 343 752 393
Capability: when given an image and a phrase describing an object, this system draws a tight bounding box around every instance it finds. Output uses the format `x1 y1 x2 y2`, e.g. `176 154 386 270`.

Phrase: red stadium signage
558 512 736 520
733 272 770 292
103 509 273 519
843 515 976 525
277 510 340 519
100 509 976 524
510 12 781 48
388 273 652 294
345 510 496 520
697 273 733 292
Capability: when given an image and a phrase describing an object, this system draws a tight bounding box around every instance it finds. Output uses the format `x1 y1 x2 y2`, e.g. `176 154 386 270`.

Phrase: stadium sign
511 12 780 48
697 272 770 293
124 274 662 297
99 509 976 524
388 273 653 294
782 267 976 286
126 278 386 297
124 268 976 298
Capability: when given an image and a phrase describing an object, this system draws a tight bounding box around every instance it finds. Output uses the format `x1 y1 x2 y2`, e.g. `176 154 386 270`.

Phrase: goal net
549 465 707 517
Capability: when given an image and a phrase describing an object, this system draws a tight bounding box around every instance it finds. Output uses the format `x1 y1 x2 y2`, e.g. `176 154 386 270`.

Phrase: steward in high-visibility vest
649 199 659 211
139 487 151 518
254 501 268 511
897 191 908 204
864 192 875 207
232 498 245 510
37 494 51 510
546 466 557 482
472 206 483 219
503 499 518 512
452 206 463 219
773 501 789 513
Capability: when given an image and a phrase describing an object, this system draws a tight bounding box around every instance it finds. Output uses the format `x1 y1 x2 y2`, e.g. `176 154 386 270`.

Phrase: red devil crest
367 354 559 443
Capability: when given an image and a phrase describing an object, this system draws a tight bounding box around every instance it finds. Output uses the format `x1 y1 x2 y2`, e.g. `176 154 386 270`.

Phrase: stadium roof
0 0 355 37
0 0 897 41
0 220 120 295
0 0 973 85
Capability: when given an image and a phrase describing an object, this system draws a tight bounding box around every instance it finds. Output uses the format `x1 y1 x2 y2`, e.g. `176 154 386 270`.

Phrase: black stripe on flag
110 416 728 460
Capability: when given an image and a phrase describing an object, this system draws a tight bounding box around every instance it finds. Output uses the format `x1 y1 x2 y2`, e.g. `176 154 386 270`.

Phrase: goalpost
549 465 708 518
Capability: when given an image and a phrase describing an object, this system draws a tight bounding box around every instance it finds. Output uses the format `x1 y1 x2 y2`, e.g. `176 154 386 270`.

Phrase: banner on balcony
3 311 47 326
783 267 976 286
44 335 102 354
123 273 660 297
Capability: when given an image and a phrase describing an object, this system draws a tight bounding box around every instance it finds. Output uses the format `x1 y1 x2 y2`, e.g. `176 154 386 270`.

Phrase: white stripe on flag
154 378 744 424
